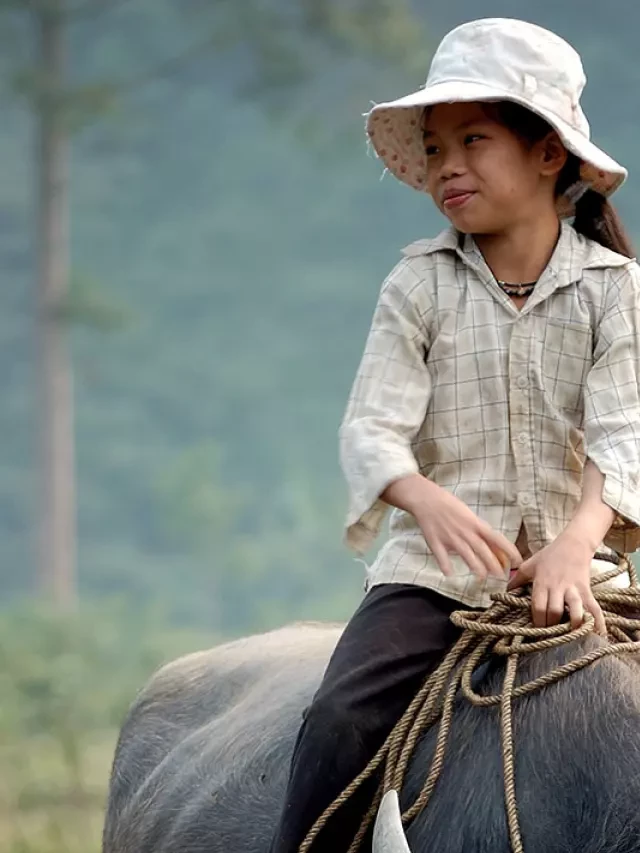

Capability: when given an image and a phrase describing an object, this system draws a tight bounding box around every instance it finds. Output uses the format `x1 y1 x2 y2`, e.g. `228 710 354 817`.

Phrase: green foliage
59 271 131 331
0 598 213 738
156 442 245 545
0 0 428 634
0 598 215 852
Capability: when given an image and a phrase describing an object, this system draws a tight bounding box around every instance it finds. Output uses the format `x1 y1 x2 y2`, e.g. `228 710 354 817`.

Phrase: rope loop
297 554 640 853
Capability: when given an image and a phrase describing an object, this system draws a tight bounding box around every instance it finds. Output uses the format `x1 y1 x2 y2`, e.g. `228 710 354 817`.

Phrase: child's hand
507 531 606 634
392 477 523 580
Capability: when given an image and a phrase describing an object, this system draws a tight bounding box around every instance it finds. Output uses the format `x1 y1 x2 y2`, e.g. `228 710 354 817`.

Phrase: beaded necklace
496 280 537 298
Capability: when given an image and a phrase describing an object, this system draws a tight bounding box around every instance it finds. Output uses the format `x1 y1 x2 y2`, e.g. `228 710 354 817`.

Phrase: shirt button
517 432 527 444
516 375 528 389
520 493 531 506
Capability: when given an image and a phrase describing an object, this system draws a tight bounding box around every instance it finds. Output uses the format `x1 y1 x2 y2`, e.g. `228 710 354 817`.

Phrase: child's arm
340 258 521 579
339 259 433 552
509 264 640 632
509 459 611 634
564 459 615 550
382 473 522 579
581 264 640 534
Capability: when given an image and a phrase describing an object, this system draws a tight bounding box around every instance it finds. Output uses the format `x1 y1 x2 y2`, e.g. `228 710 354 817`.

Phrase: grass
0 731 116 853
0 597 224 853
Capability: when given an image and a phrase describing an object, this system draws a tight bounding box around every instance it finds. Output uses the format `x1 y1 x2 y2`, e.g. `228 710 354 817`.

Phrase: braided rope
297 554 640 853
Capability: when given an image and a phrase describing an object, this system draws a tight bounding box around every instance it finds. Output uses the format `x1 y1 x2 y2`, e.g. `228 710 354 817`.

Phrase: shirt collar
402 221 633 297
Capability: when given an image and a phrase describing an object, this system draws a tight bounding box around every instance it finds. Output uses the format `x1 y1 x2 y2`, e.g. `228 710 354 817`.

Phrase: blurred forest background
1 1 639 851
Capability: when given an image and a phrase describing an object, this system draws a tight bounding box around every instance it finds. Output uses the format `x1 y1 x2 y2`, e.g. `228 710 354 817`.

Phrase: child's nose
439 152 466 179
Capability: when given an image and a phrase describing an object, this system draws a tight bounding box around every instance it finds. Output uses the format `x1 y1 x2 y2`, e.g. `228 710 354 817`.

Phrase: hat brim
366 80 627 209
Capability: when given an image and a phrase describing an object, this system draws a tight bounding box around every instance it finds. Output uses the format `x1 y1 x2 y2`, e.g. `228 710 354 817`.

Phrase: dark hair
488 102 635 258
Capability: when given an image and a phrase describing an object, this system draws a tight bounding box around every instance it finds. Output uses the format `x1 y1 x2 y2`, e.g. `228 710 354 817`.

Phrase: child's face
422 101 561 235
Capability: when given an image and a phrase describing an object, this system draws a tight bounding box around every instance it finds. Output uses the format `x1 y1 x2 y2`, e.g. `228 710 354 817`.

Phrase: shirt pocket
541 318 594 416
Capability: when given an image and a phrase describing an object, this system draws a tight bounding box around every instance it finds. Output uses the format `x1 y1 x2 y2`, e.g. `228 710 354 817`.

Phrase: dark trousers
269 583 470 853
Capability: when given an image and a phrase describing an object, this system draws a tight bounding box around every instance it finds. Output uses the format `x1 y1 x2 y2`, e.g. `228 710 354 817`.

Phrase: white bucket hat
365 18 627 211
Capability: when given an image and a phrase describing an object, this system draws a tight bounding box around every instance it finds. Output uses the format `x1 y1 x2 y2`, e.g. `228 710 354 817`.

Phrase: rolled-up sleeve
339 258 434 553
583 264 640 527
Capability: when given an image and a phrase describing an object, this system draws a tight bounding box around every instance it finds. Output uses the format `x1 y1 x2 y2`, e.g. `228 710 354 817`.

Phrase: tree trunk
35 0 76 608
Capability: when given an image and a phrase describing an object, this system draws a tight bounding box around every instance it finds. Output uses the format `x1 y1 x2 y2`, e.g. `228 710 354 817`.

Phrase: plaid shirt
340 222 640 607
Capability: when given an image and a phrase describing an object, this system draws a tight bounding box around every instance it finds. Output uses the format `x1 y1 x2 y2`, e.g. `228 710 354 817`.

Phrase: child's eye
465 134 484 145
424 144 439 157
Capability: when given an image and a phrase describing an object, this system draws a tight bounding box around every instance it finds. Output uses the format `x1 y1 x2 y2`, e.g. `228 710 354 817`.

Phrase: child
269 18 640 853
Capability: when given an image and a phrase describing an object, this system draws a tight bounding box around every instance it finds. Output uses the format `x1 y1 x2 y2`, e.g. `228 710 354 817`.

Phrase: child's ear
539 132 568 177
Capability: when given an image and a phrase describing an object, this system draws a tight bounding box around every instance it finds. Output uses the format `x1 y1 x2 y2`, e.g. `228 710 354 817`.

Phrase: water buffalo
103 620 640 853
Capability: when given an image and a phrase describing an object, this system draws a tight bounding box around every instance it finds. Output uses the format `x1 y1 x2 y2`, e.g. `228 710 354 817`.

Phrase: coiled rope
298 554 640 853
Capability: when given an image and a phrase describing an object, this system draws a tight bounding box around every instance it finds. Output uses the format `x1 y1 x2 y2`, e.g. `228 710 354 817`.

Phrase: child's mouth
443 191 475 209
